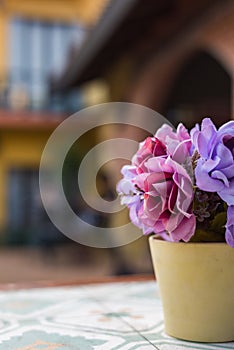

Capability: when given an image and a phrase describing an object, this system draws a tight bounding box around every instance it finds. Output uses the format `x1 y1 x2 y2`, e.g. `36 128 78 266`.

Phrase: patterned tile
0 282 232 349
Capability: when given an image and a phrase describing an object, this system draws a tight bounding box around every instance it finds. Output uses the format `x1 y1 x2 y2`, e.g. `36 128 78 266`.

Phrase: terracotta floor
0 239 153 283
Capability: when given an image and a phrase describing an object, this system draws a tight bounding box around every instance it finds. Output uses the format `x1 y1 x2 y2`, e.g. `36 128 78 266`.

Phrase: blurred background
0 0 232 283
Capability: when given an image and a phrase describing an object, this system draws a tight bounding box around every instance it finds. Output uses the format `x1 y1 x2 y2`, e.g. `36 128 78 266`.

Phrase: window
8 168 43 227
8 168 62 245
8 17 85 112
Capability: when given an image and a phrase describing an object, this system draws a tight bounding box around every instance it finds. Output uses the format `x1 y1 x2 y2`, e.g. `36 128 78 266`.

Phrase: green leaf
210 212 227 233
189 228 225 243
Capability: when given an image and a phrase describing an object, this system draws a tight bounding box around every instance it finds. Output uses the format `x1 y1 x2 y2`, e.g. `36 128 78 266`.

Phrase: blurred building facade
0 0 109 243
53 0 234 128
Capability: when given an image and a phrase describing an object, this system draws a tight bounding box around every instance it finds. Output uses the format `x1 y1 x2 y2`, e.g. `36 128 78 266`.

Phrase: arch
164 50 231 128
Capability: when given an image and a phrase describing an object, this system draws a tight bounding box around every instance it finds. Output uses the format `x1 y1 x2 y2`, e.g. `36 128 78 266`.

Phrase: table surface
0 277 233 350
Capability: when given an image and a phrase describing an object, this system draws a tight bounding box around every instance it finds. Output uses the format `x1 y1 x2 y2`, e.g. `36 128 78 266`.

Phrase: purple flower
225 206 234 247
117 119 234 247
191 118 234 206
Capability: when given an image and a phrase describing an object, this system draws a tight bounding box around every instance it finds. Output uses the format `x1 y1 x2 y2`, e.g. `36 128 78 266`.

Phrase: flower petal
225 206 234 247
168 213 196 242
195 159 224 192
218 180 234 205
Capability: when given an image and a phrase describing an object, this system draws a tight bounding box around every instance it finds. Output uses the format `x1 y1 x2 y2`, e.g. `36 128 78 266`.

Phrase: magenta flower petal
136 156 195 242
155 123 192 161
169 214 196 242
172 139 192 163
168 184 178 214
132 136 167 173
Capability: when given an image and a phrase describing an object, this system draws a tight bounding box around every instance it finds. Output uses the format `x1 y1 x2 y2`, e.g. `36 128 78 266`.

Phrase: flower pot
149 236 234 342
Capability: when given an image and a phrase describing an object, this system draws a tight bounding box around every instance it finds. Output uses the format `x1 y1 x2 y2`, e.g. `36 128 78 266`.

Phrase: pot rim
149 235 230 247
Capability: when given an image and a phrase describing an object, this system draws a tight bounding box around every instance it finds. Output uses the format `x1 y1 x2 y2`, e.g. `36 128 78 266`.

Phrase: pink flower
156 123 192 163
116 165 152 234
117 124 195 241
132 137 166 173
134 156 196 242
117 120 234 247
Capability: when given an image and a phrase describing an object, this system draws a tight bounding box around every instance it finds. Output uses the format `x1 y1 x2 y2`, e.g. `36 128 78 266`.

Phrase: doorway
164 51 231 128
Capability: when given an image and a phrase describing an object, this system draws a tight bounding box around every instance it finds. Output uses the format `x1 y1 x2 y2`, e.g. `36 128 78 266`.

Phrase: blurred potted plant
117 118 234 342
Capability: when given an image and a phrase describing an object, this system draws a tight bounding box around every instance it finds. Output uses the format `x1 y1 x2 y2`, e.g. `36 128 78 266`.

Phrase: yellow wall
4 0 108 25
0 129 53 229
0 0 108 232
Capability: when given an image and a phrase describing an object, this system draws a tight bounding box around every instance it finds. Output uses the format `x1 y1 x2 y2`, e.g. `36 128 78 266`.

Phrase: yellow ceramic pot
149 236 234 342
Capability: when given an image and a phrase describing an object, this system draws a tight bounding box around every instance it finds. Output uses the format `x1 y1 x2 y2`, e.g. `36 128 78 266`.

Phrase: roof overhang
51 0 224 92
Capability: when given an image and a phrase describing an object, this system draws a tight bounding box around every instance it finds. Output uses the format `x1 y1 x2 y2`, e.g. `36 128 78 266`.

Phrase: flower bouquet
117 117 234 247
117 118 234 342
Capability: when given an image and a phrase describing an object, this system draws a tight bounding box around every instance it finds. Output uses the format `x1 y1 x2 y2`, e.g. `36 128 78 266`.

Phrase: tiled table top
0 280 233 349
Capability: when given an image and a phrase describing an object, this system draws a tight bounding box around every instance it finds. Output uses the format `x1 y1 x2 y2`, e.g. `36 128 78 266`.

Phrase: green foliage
190 188 227 243
189 229 225 243
210 211 227 234
190 211 226 243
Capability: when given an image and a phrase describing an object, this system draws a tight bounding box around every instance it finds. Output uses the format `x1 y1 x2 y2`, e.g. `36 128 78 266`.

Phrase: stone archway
128 0 234 126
